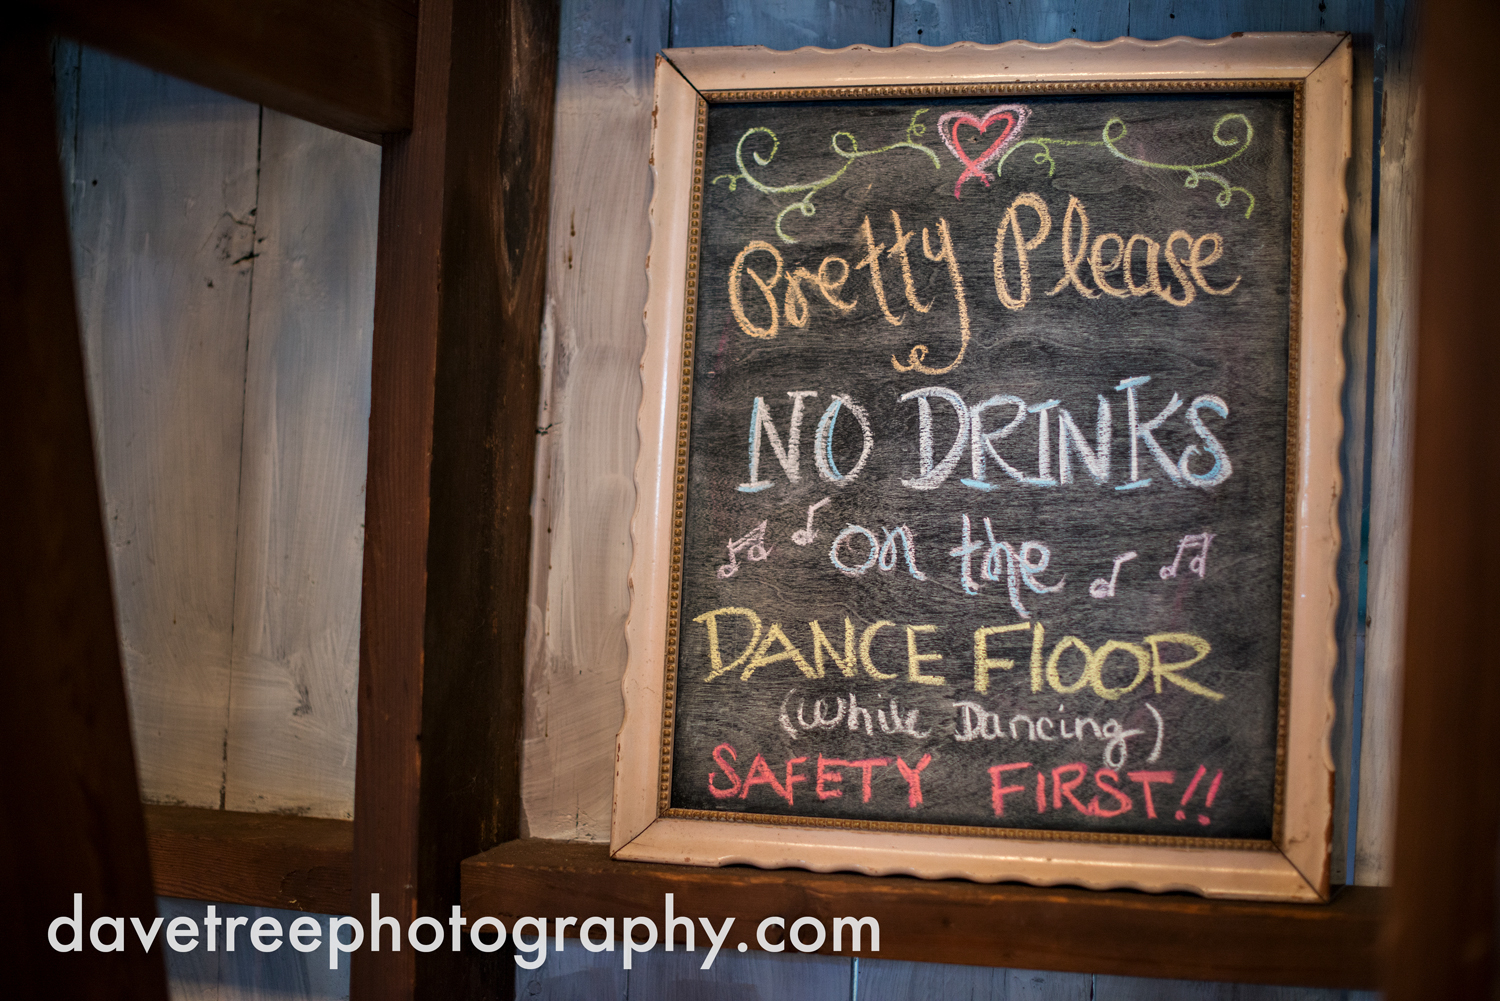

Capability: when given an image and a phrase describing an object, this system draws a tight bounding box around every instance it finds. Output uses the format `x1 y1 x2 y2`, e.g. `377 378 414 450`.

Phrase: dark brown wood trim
145 806 354 915
27 0 416 140
464 839 1384 989
1385 0 1499 996
0 19 167 998
354 0 558 997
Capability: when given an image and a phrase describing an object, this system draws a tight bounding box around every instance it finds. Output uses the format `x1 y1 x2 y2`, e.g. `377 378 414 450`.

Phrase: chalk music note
791 497 832 546
718 520 771 578
1160 531 1215 580
1089 551 1137 598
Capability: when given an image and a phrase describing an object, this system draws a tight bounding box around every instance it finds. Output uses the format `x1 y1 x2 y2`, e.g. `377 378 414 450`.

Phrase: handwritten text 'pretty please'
727 192 1241 376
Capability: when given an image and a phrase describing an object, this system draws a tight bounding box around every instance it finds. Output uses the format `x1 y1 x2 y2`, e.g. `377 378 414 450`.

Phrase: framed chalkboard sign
615 34 1350 902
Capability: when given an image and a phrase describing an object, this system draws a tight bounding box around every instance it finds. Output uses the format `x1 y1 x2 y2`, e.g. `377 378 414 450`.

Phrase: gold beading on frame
656 95 710 810
655 81 1304 853
1271 79 1306 848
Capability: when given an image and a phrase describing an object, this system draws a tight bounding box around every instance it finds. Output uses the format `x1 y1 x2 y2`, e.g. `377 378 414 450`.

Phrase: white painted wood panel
157 898 351 1001
672 0 894 49
514 946 852 999
60 47 377 822
1094 974 1377 1000
59 43 368 1001
1123 0 1362 38
224 109 379 820
625 948 852 999
893 0 1128 46
64 46 261 809
857 959 1091 1000
520 0 669 841
1329 39 1376 888
1357 0 1421 887
157 897 219 1001
515 940 629 999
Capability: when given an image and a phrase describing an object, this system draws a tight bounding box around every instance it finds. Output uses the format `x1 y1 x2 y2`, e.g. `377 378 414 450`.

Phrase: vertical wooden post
1385 0 1500 995
0 17 168 1001
353 0 557 997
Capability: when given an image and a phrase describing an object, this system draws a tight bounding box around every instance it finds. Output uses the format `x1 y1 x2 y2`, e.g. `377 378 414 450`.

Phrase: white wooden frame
616 34 1351 902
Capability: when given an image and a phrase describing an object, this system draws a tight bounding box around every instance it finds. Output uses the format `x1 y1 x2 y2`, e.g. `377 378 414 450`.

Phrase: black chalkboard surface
664 89 1298 845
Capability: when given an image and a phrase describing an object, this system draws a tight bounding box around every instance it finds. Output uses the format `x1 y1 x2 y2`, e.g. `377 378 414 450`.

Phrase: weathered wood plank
1357 0 1419 889
892 0 1126 45
225 110 379 821
0 21 167 997
353 0 558 996
67 46 260 811
894 0 1361 47
158 897 354 998
520 0 668 843
32 0 417 140
212 904 353 998
515 945 629 1000
858 958 1091 1000
157 897 220 1000
52 39 79 172
465 839 1384 988
1329 37 1377 891
145 806 354 914
672 0 894 49
1384 0 1500 993
1094 975 1377 1000
1122 1 1360 39
627 949 852 999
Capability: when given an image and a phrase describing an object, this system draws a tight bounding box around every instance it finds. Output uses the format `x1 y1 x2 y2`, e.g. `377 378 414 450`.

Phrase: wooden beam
30 0 416 140
145 806 354 915
353 0 558 997
0 18 167 999
1385 0 1500 996
464 839 1385 989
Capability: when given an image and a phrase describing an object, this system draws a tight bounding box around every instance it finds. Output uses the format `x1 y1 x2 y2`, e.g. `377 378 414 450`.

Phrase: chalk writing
726 196 1241 361
718 520 771 579
778 688 932 740
1090 551 1138 598
1172 764 1225 826
936 104 1030 198
692 608 1224 702
674 92 1295 840
1161 531 1214 580
713 110 941 243
829 523 928 580
708 744 930 809
712 742 1231 826
792 497 833 546
997 113 1258 218
737 391 816 490
731 376 1234 496
950 517 1064 617
952 700 1157 769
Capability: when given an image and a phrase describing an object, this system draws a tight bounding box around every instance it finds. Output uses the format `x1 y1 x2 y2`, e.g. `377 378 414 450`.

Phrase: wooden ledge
145 805 353 915
462 839 1383 988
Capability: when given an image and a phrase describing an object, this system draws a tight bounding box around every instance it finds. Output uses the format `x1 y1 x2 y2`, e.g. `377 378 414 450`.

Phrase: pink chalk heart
938 104 1031 199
